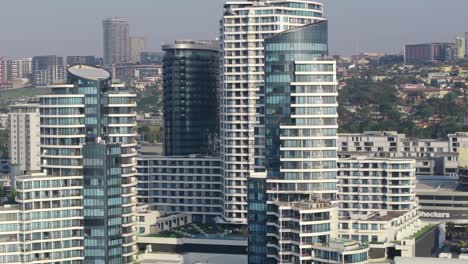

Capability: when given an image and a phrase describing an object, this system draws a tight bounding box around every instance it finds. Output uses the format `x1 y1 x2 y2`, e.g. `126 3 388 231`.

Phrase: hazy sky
0 0 467 58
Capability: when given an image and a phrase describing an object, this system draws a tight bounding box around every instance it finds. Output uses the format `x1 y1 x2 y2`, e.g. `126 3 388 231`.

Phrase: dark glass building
162 40 219 156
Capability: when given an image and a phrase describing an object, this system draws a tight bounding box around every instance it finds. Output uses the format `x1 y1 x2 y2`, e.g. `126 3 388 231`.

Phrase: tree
7 188 16 203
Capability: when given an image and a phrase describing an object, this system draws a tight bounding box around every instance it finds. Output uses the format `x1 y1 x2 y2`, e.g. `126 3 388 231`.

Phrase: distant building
466 32 468 58
66 55 100 66
140 51 164 64
130 36 145 63
103 17 130 65
0 58 32 83
404 43 450 63
8 104 41 174
31 55 63 85
162 40 219 156
109 63 162 82
33 64 66 85
456 37 466 59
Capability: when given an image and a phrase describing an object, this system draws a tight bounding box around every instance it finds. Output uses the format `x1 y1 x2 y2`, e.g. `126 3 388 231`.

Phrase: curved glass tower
40 65 138 264
264 21 337 202
248 21 345 264
162 40 219 156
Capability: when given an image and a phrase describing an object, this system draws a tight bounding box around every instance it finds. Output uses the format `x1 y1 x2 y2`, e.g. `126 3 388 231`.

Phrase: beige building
130 36 145 63
8 104 41 174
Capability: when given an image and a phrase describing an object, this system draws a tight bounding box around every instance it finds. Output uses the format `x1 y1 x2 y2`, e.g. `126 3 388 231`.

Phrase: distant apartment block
66 56 100 66
103 17 130 65
404 43 451 63
130 36 145 63
109 64 162 82
140 51 164 65
31 55 64 85
8 104 41 174
338 131 467 176
0 58 32 83
33 65 66 85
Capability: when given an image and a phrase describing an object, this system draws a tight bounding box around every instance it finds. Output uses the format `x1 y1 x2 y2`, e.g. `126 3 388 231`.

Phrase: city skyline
0 0 468 58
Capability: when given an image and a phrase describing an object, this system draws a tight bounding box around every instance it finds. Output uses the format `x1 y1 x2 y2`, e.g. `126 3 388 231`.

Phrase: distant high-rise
456 37 466 59
162 40 219 156
8 104 41 174
103 17 130 65
465 32 468 58
220 0 326 223
130 36 145 63
40 65 138 263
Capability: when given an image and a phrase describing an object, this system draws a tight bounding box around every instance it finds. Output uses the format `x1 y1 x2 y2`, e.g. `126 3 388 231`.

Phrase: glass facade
247 176 268 264
162 41 219 156
264 20 329 178
40 65 138 264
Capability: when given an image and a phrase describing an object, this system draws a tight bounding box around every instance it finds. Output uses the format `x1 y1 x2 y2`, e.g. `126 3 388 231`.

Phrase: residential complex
337 158 417 217
2 1 468 264
0 172 84 263
162 40 219 156
338 131 468 177
136 154 223 223
404 43 452 63
8 104 41 175
103 17 130 65
31 55 64 85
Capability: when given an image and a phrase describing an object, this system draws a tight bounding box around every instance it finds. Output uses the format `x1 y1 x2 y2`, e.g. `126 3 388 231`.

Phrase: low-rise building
338 157 417 217
136 155 223 223
416 176 468 224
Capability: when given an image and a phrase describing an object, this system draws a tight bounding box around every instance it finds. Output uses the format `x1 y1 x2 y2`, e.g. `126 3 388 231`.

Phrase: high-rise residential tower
103 17 130 65
248 21 356 264
8 104 41 175
162 40 219 156
130 36 146 63
456 36 466 59
40 65 138 263
220 0 326 223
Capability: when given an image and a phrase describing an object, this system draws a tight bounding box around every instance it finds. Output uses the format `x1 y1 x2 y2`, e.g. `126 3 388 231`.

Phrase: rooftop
416 176 465 193
394 257 468 264
68 65 111 80
146 223 246 241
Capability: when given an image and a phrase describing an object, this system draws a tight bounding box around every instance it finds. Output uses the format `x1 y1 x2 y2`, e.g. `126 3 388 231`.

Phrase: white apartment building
136 155 223 223
220 0 326 223
338 131 468 176
337 157 417 217
0 172 84 264
8 104 41 174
